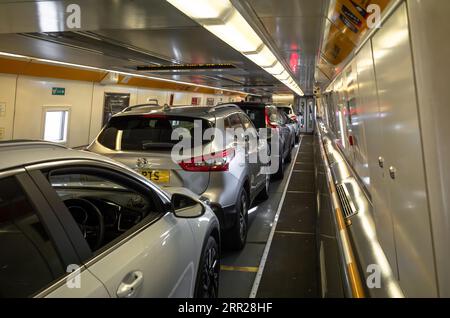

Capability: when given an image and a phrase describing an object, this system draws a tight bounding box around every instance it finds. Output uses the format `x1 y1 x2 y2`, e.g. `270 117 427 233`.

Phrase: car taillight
265 108 279 129
179 148 235 172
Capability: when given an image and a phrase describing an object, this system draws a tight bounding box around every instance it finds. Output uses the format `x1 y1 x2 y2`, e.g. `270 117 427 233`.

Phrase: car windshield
278 107 292 115
98 115 213 151
239 105 266 128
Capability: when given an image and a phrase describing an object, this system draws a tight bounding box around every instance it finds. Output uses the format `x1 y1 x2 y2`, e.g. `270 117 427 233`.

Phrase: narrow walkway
218 142 299 298
255 135 320 298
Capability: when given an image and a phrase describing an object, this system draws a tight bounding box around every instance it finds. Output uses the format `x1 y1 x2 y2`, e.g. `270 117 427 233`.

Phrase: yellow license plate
140 170 170 183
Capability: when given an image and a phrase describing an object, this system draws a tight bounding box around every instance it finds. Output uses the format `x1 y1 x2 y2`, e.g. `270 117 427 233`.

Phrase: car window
279 107 292 115
238 113 254 130
240 106 266 128
277 110 288 125
48 170 163 254
266 107 283 125
228 113 243 129
98 115 213 151
0 176 65 298
224 117 232 130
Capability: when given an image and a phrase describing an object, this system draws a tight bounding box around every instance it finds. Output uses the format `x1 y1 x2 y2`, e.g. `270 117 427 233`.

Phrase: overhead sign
52 87 66 96
103 93 130 126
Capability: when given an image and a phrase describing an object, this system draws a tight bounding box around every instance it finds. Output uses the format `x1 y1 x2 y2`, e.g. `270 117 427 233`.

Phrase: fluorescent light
244 45 277 68
167 0 230 19
167 0 305 96
275 71 290 81
204 9 262 53
264 62 284 75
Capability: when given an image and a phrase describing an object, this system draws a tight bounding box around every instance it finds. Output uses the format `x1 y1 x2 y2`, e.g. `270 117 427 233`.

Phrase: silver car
276 105 301 144
88 104 270 250
0 141 220 298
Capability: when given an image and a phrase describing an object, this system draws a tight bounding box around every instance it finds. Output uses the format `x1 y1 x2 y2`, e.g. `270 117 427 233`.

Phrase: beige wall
0 73 17 141
0 72 242 148
13 76 94 148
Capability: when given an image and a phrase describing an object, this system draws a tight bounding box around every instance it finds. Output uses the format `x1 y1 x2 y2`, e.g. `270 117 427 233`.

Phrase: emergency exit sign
52 87 65 96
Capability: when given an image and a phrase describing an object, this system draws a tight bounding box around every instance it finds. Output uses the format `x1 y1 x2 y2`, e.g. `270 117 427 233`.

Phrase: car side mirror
171 193 205 218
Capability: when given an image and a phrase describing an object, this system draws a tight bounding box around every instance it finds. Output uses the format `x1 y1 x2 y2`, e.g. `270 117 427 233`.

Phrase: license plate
140 170 170 183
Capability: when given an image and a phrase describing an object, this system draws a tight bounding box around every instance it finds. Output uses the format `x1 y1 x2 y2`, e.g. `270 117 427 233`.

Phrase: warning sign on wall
103 93 131 126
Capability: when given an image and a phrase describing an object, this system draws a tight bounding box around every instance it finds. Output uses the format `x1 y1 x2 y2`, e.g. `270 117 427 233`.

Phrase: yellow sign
140 170 170 184
322 0 392 65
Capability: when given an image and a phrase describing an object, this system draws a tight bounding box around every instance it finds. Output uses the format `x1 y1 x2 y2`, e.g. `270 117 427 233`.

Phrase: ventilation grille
336 183 358 219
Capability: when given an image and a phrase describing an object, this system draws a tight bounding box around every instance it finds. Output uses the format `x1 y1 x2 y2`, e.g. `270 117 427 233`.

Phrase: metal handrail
316 118 404 298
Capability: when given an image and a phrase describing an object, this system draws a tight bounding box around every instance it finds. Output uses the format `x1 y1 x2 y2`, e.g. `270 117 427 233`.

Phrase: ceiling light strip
167 0 304 96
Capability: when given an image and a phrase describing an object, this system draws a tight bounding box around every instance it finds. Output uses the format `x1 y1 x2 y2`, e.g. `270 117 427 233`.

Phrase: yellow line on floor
220 265 259 273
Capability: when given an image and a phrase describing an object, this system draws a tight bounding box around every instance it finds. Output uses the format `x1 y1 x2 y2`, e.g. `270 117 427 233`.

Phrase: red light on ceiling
290 52 299 73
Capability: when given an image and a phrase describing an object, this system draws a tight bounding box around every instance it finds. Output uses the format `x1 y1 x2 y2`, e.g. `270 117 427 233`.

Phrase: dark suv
234 102 295 180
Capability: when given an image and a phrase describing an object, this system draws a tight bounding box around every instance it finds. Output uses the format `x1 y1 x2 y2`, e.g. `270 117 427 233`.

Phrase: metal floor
219 135 320 298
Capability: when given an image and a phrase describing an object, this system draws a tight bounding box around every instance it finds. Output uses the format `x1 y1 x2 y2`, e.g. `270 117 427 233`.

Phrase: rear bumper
209 203 237 232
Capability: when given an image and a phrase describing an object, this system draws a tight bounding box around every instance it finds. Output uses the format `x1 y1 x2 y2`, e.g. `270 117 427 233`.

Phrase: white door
372 3 437 297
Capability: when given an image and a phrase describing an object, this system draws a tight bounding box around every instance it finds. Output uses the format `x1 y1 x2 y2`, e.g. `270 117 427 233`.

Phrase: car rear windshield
239 105 266 128
98 115 213 151
278 107 292 115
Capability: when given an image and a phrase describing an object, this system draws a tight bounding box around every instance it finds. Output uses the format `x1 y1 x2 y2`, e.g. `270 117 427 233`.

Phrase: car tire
194 236 220 298
224 188 249 251
257 172 270 201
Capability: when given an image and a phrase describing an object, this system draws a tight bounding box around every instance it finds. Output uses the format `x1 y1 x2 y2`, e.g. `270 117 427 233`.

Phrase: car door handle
117 271 144 298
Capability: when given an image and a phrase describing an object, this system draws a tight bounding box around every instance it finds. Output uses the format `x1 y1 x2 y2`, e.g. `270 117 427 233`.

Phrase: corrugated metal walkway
255 135 320 298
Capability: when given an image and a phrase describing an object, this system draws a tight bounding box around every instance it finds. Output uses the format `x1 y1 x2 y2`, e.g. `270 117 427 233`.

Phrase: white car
0 141 220 298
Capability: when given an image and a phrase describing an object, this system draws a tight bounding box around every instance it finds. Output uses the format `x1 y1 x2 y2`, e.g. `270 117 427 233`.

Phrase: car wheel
274 150 285 180
258 172 270 201
224 188 249 250
194 236 220 298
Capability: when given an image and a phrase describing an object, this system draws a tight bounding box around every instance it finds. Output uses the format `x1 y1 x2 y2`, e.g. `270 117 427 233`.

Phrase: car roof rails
122 102 162 113
0 140 67 149
208 104 241 113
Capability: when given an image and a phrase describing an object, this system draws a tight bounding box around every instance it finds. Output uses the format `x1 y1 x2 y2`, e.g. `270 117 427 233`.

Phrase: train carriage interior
0 0 449 302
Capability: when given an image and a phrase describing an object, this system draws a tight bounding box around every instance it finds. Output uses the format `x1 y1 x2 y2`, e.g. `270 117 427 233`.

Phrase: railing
314 118 404 298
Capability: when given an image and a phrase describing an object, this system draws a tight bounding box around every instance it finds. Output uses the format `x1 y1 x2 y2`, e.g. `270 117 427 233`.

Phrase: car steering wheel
64 198 105 251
